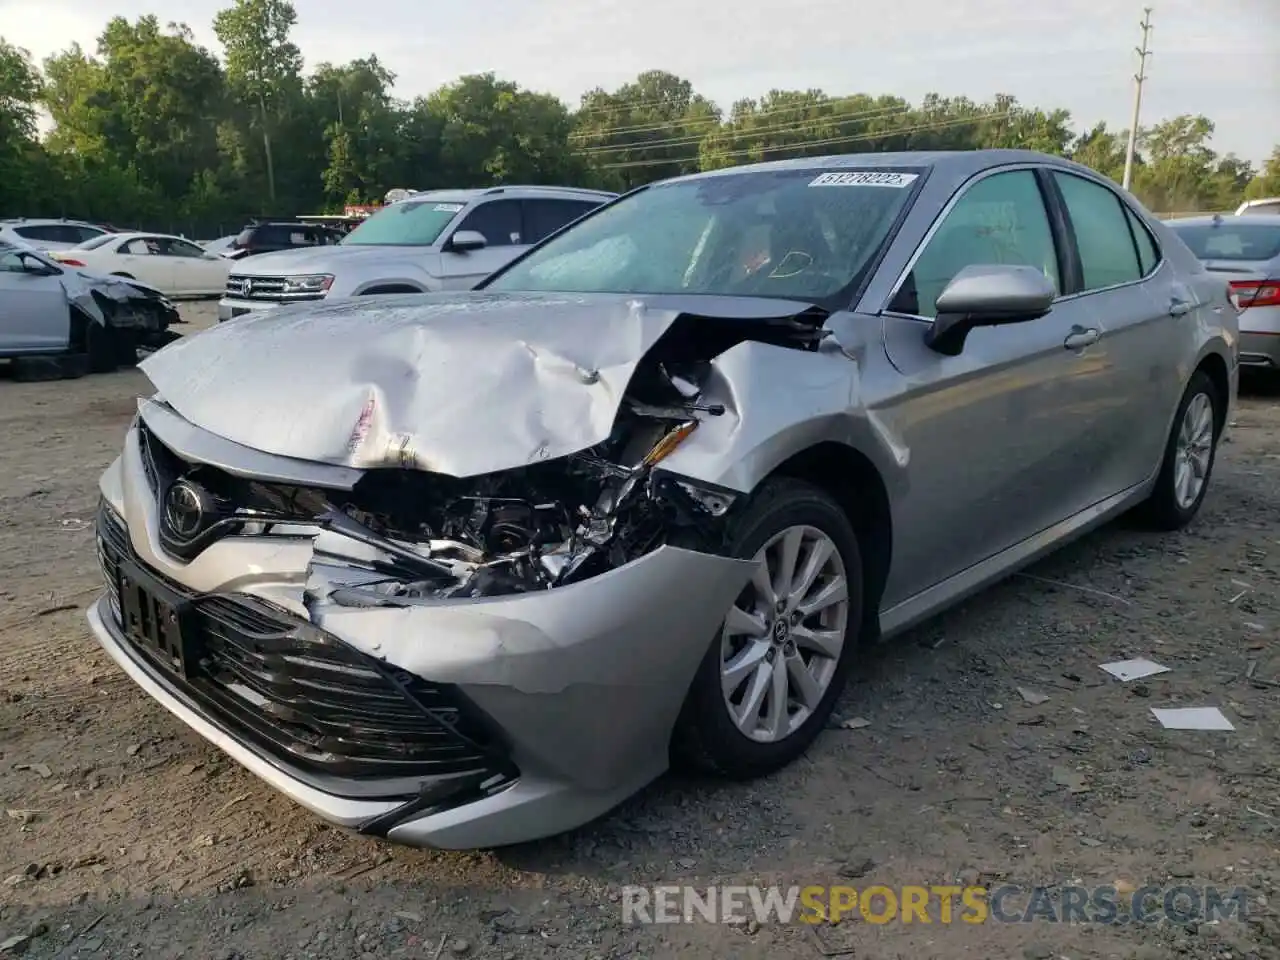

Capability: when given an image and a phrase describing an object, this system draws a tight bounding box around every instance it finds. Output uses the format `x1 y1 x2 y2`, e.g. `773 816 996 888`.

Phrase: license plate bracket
116 559 199 678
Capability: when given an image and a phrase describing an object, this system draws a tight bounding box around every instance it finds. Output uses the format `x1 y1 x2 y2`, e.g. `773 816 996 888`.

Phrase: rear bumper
1239 332 1280 370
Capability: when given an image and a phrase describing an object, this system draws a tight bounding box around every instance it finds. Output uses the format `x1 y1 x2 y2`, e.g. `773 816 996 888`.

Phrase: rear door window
455 200 522 247
523 199 603 244
1053 172 1142 291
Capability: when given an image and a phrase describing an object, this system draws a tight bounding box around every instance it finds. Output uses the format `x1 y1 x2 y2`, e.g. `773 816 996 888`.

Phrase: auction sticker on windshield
809 172 919 188
434 203 465 212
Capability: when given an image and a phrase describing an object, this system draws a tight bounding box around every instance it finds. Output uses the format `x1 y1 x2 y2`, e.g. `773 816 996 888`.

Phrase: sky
3 0 1278 165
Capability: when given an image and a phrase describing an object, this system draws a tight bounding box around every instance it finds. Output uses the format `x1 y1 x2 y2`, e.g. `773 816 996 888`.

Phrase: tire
11 355 87 382
672 478 863 779
1137 370 1221 530
113 330 139 367
83 320 118 374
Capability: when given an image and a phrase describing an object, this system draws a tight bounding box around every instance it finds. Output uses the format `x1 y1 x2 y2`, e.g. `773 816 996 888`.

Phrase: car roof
1167 213 1280 227
110 231 191 243
1 217 105 228
661 148 1104 190
392 186 617 205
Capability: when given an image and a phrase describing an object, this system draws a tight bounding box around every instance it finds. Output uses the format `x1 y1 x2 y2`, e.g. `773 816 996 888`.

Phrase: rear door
437 199 524 289
1047 171 1184 496
117 237 175 291
158 237 225 295
878 166 1114 604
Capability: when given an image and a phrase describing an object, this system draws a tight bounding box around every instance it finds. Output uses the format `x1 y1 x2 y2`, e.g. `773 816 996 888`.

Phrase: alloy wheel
1173 391 1214 510
719 525 849 743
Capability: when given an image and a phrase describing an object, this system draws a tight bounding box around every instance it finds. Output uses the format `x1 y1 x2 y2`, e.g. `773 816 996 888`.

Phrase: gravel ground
2 301 1279 959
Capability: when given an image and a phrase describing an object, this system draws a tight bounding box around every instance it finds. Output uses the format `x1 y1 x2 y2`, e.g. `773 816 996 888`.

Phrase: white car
51 232 231 298
0 218 111 251
1236 198 1280 216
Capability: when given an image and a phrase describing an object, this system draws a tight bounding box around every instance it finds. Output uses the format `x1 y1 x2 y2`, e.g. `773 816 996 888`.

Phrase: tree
213 0 303 203
0 39 46 214
1244 146 1280 200
573 70 720 189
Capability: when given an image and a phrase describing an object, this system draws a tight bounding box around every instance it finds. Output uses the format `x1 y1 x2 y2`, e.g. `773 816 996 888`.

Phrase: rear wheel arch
1194 351 1230 434
769 441 893 644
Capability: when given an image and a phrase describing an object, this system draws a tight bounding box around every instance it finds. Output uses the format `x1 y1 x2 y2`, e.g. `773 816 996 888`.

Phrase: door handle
1064 328 1100 350
1169 297 1193 317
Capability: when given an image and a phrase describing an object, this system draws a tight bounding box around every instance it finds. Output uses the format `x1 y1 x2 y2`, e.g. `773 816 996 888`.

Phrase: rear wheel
1137 371 1221 530
672 478 862 779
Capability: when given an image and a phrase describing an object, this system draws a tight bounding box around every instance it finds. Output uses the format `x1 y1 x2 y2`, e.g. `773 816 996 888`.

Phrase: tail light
57 258 86 267
1229 279 1280 309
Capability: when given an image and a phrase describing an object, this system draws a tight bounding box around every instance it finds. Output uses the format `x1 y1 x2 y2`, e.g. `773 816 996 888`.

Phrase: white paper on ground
1099 658 1170 682
1151 707 1235 731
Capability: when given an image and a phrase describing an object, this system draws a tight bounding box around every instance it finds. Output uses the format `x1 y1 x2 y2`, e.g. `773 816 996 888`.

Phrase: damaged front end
140 293 829 605
66 271 180 347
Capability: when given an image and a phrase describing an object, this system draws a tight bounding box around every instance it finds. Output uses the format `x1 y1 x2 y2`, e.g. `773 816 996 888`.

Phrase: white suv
0 218 111 251
217 185 616 321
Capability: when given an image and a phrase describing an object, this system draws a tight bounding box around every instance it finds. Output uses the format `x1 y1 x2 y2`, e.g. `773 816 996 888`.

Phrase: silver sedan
86 149 1237 849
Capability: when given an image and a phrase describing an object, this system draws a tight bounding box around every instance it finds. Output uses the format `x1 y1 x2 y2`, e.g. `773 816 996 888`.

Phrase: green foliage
0 9 1273 234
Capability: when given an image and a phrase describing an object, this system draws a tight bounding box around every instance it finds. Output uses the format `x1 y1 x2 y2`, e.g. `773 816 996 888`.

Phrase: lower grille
95 502 514 797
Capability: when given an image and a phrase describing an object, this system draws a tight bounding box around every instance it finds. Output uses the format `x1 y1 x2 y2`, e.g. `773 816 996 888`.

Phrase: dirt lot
1 301 1279 959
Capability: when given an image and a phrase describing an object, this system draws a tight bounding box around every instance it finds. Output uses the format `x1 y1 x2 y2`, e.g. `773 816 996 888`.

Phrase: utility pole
1122 8 1153 191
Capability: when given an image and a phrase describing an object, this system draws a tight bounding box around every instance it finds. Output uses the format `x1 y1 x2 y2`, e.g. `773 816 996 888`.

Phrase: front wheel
1137 371 1221 530
672 478 862 779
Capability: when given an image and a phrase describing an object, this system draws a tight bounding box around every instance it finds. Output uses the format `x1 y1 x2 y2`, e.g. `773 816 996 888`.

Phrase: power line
596 110 1012 171
576 104 916 156
1122 7 1153 191
568 93 909 140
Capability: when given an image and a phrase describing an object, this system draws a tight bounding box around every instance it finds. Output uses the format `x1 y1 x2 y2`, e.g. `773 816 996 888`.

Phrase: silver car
88 150 1237 850
216 185 615 321
1165 214 1280 374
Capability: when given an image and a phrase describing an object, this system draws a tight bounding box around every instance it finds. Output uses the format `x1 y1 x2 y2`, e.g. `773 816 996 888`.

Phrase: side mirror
447 230 487 252
924 264 1056 356
18 252 58 276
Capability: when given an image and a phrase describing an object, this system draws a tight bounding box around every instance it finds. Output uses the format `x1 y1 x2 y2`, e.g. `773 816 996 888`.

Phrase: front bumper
86 427 755 848
216 298 280 322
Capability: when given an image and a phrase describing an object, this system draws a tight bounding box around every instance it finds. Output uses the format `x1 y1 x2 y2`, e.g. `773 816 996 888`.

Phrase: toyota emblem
162 479 207 541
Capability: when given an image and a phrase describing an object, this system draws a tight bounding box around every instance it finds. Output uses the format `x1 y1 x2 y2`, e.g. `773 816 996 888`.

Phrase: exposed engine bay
148 308 827 601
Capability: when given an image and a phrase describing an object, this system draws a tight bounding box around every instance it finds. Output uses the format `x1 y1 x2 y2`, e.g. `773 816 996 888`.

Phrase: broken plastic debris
1017 687 1050 705
1099 658 1170 682
840 717 871 730
1150 707 1235 731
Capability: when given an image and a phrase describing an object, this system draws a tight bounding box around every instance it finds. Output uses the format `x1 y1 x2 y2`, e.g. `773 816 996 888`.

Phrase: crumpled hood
231 244 429 275
140 292 684 477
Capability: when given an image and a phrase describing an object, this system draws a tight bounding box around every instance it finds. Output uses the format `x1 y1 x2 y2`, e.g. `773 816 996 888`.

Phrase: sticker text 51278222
809 171 919 188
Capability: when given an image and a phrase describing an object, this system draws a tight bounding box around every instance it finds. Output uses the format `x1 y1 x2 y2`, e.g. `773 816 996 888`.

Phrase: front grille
95 503 514 796
225 275 325 303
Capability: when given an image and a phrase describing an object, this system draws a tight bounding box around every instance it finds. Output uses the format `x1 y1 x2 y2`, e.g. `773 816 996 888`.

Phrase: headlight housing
281 274 334 295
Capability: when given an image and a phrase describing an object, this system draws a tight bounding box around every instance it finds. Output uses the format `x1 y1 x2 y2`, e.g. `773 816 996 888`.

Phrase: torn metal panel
138 291 827 479
60 268 178 331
